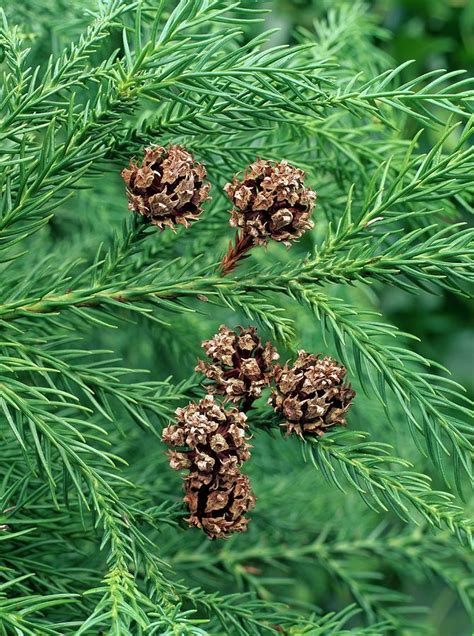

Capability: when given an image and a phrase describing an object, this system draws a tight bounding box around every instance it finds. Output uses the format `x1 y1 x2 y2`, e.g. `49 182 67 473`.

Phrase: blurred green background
270 0 474 74
263 0 474 398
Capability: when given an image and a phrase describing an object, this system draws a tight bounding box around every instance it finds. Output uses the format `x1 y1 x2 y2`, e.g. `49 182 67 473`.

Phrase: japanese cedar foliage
0 0 473 634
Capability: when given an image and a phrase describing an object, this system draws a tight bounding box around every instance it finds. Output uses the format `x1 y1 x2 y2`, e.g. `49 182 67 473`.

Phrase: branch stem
219 231 255 276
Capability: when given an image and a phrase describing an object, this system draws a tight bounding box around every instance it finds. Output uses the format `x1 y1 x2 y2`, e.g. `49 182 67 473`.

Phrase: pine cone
184 471 256 539
195 325 279 404
121 145 210 229
162 395 256 538
271 351 355 438
224 159 316 245
162 395 251 476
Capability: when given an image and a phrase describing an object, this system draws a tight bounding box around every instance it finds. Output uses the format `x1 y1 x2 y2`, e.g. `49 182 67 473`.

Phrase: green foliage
0 0 472 634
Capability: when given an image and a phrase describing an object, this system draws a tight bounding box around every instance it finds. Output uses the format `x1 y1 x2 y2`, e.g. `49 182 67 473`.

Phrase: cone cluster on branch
122 145 316 277
162 323 355 538
224 159 316 245
195 325 279 405
121 145 210 229
120 148 352 539
271 351 356 438
162 395 255 539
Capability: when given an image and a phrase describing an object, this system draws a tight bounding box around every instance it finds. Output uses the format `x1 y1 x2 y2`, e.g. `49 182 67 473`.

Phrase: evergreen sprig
0 0 473 632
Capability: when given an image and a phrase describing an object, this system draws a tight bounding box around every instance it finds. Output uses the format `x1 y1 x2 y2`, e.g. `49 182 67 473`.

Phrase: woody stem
219 231 255 277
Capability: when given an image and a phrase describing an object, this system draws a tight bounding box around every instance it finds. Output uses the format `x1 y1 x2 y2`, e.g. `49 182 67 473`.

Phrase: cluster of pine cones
121 144 316 247
162 326 355 539
162 395 255 539
123 145 354 538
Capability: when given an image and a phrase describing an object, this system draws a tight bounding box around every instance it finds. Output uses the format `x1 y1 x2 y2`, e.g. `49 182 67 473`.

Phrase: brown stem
219 231 255 277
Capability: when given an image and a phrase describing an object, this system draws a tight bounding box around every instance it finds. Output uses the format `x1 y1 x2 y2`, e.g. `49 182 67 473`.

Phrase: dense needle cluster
271 351 356 438
121 145 210 229
195 325 279 405
162 395 255 538
224 159 316 245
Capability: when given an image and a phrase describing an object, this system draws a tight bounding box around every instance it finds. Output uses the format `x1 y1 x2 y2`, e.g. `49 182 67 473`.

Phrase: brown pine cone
162 395 251 476
271 351 355 438
184 471 256 539
162 395 255 539
121 145 210 229
195 325 279 404
224 159 316 245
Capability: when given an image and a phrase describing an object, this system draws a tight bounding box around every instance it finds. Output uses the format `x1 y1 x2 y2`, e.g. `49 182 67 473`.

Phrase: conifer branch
308 430 473 547
1 0 473 630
